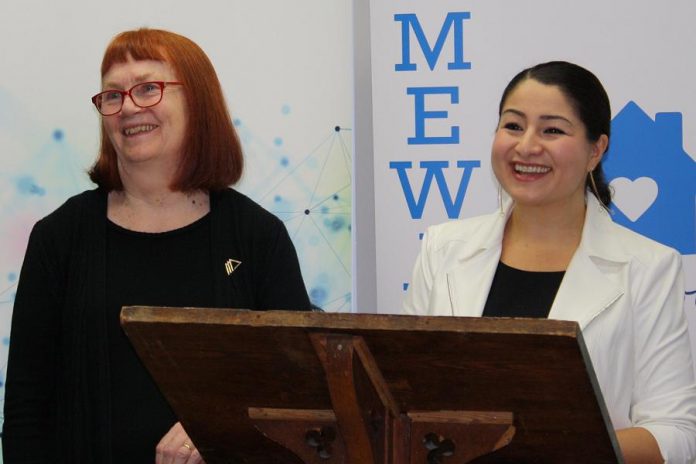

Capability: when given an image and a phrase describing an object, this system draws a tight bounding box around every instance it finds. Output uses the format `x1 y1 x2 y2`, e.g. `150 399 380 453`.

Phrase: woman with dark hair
405 61 696 462
3 28 311 464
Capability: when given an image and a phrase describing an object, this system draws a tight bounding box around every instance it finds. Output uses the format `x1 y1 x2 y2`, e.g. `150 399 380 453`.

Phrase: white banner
365 0 696 359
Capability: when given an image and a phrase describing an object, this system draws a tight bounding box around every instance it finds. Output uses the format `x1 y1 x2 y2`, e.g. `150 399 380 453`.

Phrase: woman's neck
501 197 586 272
107 187 210 233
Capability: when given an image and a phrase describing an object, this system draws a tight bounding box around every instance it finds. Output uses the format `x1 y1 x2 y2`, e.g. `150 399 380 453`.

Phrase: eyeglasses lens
97 91 125 116
131 82 164 107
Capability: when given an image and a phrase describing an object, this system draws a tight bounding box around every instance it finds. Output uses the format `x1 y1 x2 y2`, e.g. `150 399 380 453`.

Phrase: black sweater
3 188 311 463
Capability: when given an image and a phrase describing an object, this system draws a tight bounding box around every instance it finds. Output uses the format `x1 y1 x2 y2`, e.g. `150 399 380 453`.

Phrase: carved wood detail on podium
249 333 515 464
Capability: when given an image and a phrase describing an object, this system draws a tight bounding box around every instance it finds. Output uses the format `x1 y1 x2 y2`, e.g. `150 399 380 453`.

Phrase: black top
482 261 565 318
106 215 213 463
3 188 311 464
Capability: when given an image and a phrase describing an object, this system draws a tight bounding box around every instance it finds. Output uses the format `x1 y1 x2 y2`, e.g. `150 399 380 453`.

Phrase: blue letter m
390 160 481 219
394 12 471 71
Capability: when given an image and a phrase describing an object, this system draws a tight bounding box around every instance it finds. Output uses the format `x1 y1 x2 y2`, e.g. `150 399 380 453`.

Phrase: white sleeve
630 250 696 463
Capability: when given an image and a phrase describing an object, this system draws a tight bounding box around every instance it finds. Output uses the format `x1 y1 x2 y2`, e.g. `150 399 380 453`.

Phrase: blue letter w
394 12 471 71
389 160 481 219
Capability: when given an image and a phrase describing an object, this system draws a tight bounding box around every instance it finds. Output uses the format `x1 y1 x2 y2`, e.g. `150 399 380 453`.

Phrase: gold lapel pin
225 259 242 276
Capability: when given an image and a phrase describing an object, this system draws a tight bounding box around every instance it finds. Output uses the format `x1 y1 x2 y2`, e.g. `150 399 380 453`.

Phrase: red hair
89 28 243 191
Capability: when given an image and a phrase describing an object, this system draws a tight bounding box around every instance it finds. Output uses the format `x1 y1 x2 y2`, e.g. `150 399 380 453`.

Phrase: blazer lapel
445 202 509 317
549 197 626 328
446 246 502 317
549 251 624 329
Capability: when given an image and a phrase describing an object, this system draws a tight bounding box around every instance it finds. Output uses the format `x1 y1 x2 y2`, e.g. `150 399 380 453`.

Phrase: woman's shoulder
583 196 680 268
21 189 104 267
33 189 104 235
610 221 681 269
211 188 285 230
588 207 680 267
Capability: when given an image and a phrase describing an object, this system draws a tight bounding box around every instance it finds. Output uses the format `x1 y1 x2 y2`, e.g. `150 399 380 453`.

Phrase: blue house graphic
605 101 696 255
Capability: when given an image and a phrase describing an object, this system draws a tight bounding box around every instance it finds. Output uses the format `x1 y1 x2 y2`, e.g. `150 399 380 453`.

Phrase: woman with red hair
3 28 310 463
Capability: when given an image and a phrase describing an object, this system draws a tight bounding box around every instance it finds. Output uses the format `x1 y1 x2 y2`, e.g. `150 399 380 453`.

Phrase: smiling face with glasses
92 81 182 116
95 58 188 178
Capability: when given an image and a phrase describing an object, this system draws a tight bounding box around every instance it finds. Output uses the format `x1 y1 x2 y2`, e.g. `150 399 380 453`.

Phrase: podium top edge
120 306 579 338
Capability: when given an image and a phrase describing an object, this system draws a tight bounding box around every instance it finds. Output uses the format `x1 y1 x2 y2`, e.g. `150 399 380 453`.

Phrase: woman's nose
515 130 542 156
119 94 142 115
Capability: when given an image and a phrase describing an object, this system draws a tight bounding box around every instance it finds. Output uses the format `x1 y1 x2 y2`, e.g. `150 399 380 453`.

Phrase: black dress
482 261 565 318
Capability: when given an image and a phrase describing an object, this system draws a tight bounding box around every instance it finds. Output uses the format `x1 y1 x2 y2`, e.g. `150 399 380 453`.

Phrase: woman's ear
589 134 609 171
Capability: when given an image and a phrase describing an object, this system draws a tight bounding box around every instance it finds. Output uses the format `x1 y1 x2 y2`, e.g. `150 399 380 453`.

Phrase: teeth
515 163 550 174
124 124 157 136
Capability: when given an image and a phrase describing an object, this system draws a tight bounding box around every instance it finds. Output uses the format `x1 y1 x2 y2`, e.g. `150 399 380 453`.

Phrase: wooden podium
120 307 623 463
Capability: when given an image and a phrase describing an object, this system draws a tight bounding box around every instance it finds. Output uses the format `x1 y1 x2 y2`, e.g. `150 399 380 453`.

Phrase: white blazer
404 195 696 463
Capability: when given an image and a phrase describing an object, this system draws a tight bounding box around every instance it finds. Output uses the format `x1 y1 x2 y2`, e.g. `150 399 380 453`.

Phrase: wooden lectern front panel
120 307 622 464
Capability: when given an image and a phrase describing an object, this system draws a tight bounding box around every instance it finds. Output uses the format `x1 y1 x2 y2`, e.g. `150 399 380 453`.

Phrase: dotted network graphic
236 116 353 313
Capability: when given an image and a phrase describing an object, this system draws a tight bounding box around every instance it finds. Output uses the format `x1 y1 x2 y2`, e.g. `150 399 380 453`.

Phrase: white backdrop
0 0 354 447
360 0 696 361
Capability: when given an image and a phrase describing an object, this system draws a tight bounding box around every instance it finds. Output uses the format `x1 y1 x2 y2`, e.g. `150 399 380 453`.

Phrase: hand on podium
156 421 206 464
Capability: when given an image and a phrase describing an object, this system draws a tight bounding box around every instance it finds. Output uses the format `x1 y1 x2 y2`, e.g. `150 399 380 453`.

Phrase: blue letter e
407 86 460 145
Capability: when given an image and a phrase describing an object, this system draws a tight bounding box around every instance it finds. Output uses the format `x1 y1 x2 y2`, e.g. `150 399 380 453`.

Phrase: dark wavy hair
89 28 243 192
498 61 612 206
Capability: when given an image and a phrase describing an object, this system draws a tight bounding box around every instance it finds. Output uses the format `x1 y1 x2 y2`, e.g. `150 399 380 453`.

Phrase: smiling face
492 79 606 211
101 57 187 179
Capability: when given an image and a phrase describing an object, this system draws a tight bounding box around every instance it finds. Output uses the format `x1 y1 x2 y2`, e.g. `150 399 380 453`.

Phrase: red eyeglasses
91 81 183 116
